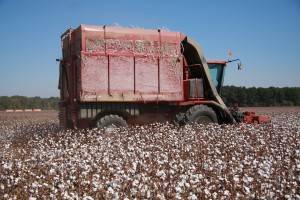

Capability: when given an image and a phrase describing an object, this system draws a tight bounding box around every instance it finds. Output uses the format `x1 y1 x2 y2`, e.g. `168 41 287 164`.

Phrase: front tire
96 115 127 129
183 105 218 126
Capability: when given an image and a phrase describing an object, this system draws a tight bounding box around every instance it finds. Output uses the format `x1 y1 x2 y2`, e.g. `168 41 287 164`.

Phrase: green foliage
222 86 300 107
0 96 59 111
1 87 299 110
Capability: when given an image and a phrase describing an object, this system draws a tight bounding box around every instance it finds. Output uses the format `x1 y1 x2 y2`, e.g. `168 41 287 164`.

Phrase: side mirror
238 62 243 70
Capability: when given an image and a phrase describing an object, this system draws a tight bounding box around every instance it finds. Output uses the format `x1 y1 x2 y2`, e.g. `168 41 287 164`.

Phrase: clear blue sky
0 0 299 97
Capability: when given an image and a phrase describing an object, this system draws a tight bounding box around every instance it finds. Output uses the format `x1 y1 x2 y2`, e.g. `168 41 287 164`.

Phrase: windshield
208 63 226 94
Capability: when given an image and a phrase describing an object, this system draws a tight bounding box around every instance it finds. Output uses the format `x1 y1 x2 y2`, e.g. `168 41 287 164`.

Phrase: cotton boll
156 170 166 180
233 175 239 182
82 194 94 200
243 175 253 183
31 181 39 188
1 111 300 198
132 179 139 187
175 186 182 193
3 162 12 170
243 186 250 194
224 190 230 196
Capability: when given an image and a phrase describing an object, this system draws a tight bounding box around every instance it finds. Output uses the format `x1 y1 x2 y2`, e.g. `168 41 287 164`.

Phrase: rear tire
183 105 218 126
173 112 185 126
96 115 128 129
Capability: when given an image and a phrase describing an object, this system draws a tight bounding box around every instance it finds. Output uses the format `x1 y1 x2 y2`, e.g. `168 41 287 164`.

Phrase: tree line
0 96 59 111
0 87 299 110
221 86 300 107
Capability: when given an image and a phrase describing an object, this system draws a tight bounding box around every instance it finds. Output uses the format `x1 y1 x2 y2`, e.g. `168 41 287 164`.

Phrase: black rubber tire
96 115 127 129
183 105 218 126
173 112 185 126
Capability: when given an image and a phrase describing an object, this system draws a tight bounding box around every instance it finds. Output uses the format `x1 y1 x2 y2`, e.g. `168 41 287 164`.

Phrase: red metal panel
81 25 105 53
160 57 183 94
207 60 227 64
75 25 187 101
70 27 81 43
62 35 70 60
135 57 159 93
109 56 134 93
183 80 190 99
81 54 108 93
257 116 271 124
160 30 182 42
160 31 181 56
80 25 185 55
100 26 161 46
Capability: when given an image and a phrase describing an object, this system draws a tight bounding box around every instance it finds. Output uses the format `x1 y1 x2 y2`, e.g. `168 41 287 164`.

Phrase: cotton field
0 109 300 199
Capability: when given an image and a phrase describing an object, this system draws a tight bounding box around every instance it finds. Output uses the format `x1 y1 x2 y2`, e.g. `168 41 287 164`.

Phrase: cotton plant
0 111 299 199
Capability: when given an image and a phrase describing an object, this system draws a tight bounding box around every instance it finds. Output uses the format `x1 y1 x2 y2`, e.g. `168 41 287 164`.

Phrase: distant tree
221 86 300 107
221 86 238 107
0 96 59 111
0 87 299 111
246 87 258 106
236 87 247 106
0 96 12 110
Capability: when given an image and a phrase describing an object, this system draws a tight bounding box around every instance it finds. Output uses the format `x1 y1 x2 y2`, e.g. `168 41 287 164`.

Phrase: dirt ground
241 106 300 114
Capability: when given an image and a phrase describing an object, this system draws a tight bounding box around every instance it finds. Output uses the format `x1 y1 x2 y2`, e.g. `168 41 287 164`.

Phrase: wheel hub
195 116 213 125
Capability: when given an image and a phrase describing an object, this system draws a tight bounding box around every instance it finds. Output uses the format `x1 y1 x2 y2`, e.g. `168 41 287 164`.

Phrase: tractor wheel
173 112 185 126
96 115 128 130
183 105 218 126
